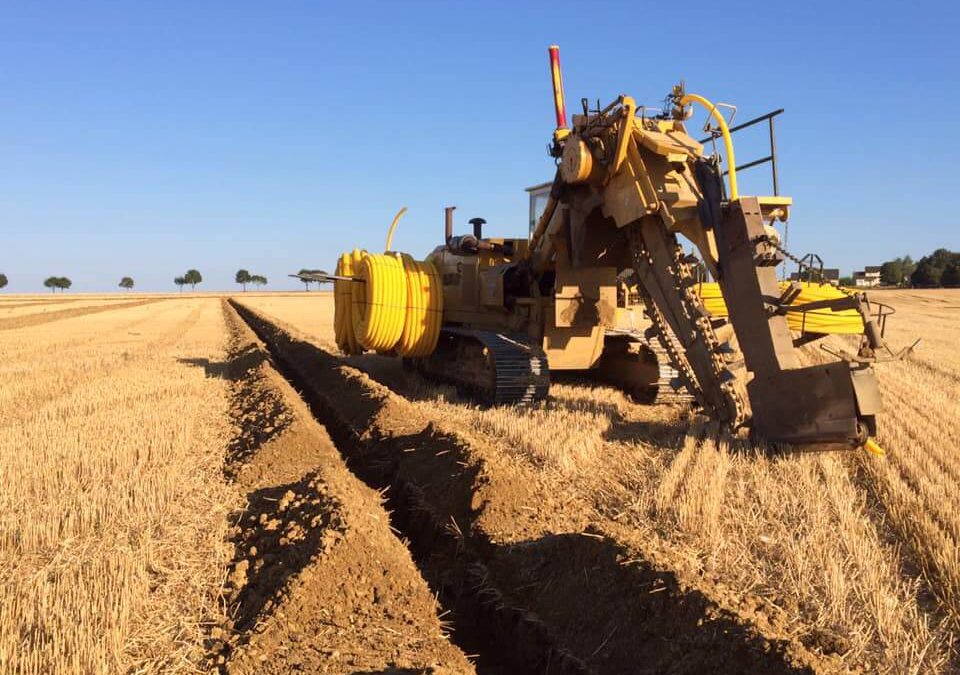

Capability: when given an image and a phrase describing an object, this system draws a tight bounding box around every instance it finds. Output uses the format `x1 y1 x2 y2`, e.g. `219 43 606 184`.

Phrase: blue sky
1 0 957 292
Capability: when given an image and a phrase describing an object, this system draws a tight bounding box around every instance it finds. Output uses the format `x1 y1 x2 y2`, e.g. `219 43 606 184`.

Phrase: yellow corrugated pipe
334 249 365 355
397 254 443 357
333 249 443 357
695 281 864 335
351 252 408 353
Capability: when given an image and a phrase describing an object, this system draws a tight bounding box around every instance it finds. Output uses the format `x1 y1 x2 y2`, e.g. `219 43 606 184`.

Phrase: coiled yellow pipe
695 281 865 334
396 254 443 357
333 249 443 357
334 249 365 355
351 253 408 353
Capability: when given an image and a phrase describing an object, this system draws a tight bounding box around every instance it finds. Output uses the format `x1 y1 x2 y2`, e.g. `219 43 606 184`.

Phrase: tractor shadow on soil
179 344 292 468
490 531 812 675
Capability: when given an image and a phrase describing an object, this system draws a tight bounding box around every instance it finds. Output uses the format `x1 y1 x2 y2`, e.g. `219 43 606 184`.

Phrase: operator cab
525 181 552 239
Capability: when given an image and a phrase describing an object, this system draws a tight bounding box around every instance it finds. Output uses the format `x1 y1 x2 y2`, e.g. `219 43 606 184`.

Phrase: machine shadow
487 531 813 675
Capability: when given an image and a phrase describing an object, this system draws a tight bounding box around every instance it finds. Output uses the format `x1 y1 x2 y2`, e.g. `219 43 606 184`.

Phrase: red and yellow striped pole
548 45 569 140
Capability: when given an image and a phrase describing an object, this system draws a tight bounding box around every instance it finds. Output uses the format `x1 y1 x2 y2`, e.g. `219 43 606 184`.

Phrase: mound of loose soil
215 303 473 674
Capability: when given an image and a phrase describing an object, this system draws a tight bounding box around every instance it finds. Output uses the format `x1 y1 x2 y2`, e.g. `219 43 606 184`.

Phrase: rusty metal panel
479 268 504 307
851 365 883 416
748 362 858 444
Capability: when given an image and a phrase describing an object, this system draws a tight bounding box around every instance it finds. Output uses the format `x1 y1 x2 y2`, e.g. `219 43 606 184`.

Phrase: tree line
234 269 268 291
0 268 278 292
0 270 313 291
879 250 960 287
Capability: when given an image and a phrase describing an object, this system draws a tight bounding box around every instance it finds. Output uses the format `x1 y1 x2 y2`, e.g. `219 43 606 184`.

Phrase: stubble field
1 289 957 674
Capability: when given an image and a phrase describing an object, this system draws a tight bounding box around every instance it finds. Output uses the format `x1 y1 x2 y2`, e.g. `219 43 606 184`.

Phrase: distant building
789 268 840 286
853 266 881 288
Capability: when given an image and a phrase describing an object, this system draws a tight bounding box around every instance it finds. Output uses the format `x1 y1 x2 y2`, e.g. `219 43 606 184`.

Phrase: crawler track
230 299 819 675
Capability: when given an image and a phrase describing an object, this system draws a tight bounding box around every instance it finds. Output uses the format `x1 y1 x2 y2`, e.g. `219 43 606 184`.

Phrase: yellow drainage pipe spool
334 208 444 358
695 281 865 335
351 252 407 353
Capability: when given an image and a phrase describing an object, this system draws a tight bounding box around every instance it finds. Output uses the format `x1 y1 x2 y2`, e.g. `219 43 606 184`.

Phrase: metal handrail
699 108 784 196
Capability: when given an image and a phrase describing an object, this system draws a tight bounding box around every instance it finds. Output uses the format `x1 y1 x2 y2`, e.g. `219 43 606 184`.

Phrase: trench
227 299 588 675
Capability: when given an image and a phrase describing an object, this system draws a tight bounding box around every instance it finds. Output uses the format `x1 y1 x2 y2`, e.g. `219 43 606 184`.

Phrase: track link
411 327 550 405
600 329 695 404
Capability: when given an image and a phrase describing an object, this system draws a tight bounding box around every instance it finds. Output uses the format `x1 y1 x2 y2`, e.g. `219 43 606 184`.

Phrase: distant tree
44 276 59 293
911 249 959 287
57 277 72 291
912 260 944 288
298 268 314 291
838 276 854 287
943 262 960 288
880 259 903 286
184 269 202 290
174 275 186 292
880 255 918 286
251 274 268 288
235 269 252 292
0 273 7 290
902 255 916 282
119 276 134 291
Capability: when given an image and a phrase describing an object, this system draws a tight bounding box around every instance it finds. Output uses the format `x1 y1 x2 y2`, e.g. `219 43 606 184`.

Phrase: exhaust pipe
444 206 456 243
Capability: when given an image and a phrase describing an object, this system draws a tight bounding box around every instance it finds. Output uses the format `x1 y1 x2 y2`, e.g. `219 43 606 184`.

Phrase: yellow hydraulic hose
864 438 886 456
351 252 408 353
695 281 865 334
334 249 365 355
680 93 738 200
384 207 408 252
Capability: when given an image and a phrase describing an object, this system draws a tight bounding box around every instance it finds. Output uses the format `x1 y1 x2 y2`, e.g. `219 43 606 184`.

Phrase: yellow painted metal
384 206 408 252
679 93 739 200
549 44 567 139
864 438 886 456
560 139 594 183
613 96 636 173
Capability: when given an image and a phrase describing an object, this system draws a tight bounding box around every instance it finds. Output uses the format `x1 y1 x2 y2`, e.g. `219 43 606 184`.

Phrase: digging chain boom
629 221 746 428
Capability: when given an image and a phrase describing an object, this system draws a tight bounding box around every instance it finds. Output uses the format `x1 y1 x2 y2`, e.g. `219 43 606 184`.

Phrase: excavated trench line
217 303 474 673
229 299 815 675
0 298 166 330
229 299 589 674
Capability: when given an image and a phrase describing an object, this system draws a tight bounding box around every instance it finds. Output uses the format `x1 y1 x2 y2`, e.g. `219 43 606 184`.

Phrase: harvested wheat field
0 296 473 674
233 289 960 674
3 290 958 674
